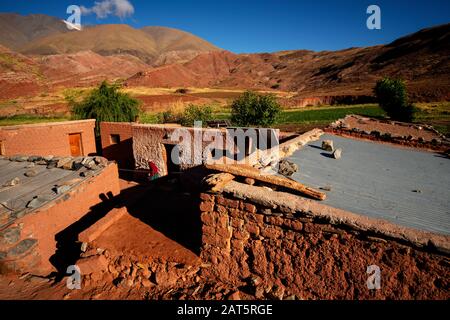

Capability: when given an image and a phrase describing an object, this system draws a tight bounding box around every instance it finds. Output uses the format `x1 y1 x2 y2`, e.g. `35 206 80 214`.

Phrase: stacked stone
1 155 109 172
0 225 39 274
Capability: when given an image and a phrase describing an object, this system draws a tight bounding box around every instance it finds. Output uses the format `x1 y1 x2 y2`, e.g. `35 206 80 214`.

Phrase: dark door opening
164 144 181 174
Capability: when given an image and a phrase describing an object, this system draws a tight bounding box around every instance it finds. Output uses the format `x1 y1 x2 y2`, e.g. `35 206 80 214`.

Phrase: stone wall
0 120 96 157
0 162 120 276
198 189 450 299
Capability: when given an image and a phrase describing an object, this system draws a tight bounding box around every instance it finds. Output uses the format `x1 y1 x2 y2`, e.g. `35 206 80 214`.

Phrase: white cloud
81 0 135 19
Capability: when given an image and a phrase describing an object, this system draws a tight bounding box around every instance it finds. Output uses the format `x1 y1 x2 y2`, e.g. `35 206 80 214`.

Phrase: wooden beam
204 163 326 201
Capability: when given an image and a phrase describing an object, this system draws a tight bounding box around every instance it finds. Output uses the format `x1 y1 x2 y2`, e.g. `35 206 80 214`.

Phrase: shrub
175 88 189 94
180 104 212 127
71 81 140 135
157 104 212 127
271 84 280 89
231 91 281 127
157 110 180 124
374 77 416 122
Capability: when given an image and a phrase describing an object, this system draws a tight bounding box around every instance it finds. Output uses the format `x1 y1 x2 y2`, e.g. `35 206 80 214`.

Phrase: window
110 134 120 144
0 141 4 156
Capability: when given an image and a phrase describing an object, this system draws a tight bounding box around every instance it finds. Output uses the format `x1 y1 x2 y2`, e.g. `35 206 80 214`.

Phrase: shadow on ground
49 170 205 279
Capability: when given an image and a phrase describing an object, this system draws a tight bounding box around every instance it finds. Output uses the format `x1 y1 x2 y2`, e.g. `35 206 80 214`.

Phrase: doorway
68 133 83 156
164 144 181 174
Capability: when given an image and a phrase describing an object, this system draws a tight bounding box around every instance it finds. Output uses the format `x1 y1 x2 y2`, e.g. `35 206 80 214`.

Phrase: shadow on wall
50 191 118 279
49 173 204 278
125 173 203 255
101 137 135 169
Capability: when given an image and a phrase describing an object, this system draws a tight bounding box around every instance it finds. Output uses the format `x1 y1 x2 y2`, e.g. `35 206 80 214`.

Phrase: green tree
157 104 213 127
231 91 281 127
180 104 212 127
71 81 141 135
374 77 415 122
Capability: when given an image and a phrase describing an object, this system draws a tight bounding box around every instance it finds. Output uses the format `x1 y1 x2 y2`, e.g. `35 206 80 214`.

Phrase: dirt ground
0 178 255 300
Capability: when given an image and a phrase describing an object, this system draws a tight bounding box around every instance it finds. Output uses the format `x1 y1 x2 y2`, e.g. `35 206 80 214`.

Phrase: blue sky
1 0 449 53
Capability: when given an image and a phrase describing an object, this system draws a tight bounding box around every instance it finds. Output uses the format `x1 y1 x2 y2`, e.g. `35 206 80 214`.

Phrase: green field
0 114 69 126
140 104 387 132
1 102 449 136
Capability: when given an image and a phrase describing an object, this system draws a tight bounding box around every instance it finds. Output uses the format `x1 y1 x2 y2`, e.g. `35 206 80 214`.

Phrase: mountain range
0 13 449 102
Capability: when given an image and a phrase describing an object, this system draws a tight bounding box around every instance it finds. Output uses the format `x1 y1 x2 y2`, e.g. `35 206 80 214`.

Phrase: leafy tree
374 77 416 122
157 104 212 127
180 104 212 127
71 81 141 135
231 91 281 127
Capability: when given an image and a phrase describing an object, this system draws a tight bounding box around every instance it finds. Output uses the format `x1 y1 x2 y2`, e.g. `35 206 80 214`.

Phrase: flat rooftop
288 134 450 235
0 155 108 228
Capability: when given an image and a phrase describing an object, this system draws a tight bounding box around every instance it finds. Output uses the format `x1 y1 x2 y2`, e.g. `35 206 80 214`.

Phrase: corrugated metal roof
288 134 450 235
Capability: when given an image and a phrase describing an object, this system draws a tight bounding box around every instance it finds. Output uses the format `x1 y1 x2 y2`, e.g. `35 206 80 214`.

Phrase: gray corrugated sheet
288 134 450 235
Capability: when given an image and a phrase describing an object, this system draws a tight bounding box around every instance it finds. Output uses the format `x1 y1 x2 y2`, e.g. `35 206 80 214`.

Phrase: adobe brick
200 193 215 202
216 227 232 239
199 201 214 212
216 196 239 209
231 217 244 229
245 222 260 237
202 225 216 235
201 212 216 226
261 226 283 239
216 204 228 215
217 215 229 228
232 229 250 240
243 202 256 214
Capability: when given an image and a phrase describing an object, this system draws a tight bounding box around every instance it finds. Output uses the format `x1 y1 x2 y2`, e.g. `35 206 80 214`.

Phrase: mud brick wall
100 122 135 169
199 193 450 299
0 163 120 276
0 120 96 156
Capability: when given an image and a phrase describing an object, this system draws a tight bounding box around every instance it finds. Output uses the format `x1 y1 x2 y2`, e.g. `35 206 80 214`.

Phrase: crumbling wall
100 122 135 168
326 115 450 152
198 191 450 299
132 124 234 176
0 163 120 276
0 120 96 156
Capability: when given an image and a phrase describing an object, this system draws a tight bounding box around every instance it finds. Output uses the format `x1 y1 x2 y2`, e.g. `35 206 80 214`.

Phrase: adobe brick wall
199 192 450 299
0 163 120 276
100 122 135 168
0 120 96 156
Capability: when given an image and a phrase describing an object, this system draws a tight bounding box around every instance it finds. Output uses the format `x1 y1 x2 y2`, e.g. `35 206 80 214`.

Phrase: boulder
3 177 20 187
24 169 39 177
322 140 334 151
278 159 298 177
333 148 342 159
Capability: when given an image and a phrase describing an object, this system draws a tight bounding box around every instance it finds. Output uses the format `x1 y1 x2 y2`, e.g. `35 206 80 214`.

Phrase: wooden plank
204 163 326 201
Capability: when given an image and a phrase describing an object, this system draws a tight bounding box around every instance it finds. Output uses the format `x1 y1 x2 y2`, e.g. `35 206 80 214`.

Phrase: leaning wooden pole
204 163 326 201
